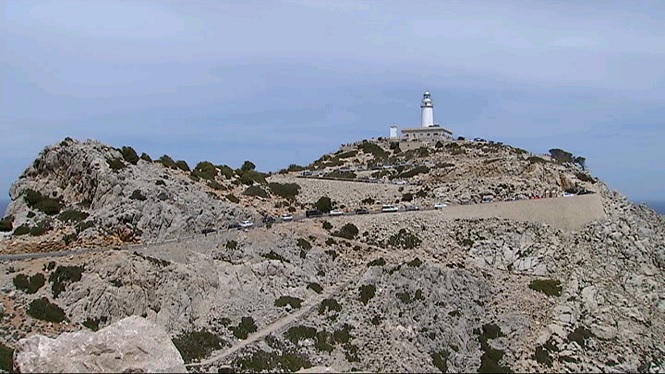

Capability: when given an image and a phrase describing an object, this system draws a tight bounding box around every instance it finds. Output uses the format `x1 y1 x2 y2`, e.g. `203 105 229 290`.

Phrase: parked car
434 203 448 209
281 213 294 221
306 209 323 218
262 216 275 224
355 208 370 215
562 192 575 197
405 205 420 211
239 220 254 228
227 222 241 229
381 205 399 212
329 209 344 216
202 228 217 234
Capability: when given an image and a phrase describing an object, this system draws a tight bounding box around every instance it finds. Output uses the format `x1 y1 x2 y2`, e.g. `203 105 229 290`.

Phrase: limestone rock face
13 315 186 373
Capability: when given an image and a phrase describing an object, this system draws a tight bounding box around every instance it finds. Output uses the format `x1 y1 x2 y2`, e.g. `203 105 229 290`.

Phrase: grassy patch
172 329 226 363
529 279 562 297
274 296 303 309
27 297 66 323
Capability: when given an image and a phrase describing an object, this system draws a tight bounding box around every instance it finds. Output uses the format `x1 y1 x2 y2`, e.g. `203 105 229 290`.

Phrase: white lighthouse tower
420 90 434 128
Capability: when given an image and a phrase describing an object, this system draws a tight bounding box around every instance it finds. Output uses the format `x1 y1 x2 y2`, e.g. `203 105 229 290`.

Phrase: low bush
322 221 333 230
82 316 107 331
27 297 66 323
398 166 430 179
225 240 237 250
29 221 51 236
527 156 548 164
307 282 323 294
314 196 333 213
575 172 595 183
140 152 152 162
359 284 376 305
226 194 240 203
0 215 13 232
119 146 139 165
318 298 342 315
13 272 46 294
234 348 311 372
285 325 316 345
129 190 147 201
243 185 268 198
175 160 190 172
172 329 226 363
268 182 300 200
333 223 359 240
388 229 422 249
529 278 562 297
431 350 450 373
0 342 14 372
407 257 423 267
296 238 312 250
13 224 30 236
274 296 303 309
49 265 84 298
229 316 258 339
23 189 63 215
262 250 289 263
58 209 89 223
337 150 358 159
402 193 413 202
107 157 126 171
367 258 386 267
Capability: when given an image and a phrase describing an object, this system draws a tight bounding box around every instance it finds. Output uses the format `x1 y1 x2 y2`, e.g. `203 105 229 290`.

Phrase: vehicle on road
329 209 344 216
306 209 323 218
281 213 294 221
239 220 254 228
434 203 448 209
562 192 575 197
202 228 217 234
262 216 275 224
355 208 370 215
405 205 420 211
381 204 399 213
227 222 241 229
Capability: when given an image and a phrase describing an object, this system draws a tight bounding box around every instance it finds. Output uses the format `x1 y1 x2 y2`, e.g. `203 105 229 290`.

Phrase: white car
381 205 399 212
281 214 294 221
434 203 448 209
329 209 344 216
562 193 575 197
239 220 254 228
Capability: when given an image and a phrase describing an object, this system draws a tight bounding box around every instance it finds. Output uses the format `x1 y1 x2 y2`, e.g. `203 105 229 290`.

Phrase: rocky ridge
0 137 663 373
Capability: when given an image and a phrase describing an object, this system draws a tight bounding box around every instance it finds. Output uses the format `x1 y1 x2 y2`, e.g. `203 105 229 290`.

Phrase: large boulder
13 315 186 373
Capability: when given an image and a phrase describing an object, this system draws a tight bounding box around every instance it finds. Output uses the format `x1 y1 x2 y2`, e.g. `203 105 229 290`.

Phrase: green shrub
207 180 226 191
337 150 358 159
361 197 375 205
407 257 423 267
325 249 338 260
75 220 95 234
358 142 387 159
307 282 323 294
0 342 14 373
333 223 359 240
226 193 239 203
229 316 258 339
359 284 376 305
527 156 548 164
262 250 289 263
129 190 147 201
398 166 430 178
322 221 333 230
157 154 178 169
13 224 30 236
27 297 66 322
314 196 333 213
192 161 218 181
274 296 303 309
318 298 342 315
567 326 595 348
23 189 63 215
239 170 267 185
529 279 562 297
107 157 126 171
575 172 595 183
29 221 51 236
388 229 422 249
367 258 386 267
296 238 312 250
431 350 450 373
243 185 268 198
27 211 35 218
58 209 89 223
172 329 226 363
268 182 301 200
402 193 413 202
49 265 84 298
13 273 46 294
234 349 311 373
0 215 14 232
241 160 256 171
217 164 235 179
119 146 139 164
140 152 152 162
225 240 237 250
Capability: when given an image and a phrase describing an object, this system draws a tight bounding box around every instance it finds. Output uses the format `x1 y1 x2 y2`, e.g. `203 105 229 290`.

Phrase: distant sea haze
0 198 663 217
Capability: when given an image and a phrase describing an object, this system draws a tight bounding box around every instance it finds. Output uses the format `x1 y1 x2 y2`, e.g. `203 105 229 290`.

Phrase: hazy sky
1 0 664 202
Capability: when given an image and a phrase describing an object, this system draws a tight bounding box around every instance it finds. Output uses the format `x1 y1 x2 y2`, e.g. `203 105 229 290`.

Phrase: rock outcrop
13 315 186 373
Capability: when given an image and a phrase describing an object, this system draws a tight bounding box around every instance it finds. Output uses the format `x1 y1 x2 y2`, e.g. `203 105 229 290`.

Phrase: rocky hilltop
0 137 663 373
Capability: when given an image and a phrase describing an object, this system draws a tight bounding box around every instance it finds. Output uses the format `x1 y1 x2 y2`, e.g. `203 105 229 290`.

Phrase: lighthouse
420 90 434 128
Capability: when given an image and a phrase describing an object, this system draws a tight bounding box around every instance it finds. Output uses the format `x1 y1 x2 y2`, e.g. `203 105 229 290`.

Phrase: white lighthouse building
421 90 434 127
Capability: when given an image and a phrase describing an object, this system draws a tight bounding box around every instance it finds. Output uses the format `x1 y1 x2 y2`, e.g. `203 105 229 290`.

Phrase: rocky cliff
0 137 663 373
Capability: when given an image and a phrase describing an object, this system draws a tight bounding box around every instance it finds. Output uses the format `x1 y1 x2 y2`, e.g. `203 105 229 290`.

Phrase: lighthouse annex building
391 91 453 142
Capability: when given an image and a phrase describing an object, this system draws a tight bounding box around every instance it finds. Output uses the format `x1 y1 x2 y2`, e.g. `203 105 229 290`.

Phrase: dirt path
186 259 366 368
